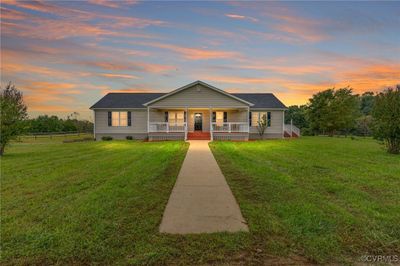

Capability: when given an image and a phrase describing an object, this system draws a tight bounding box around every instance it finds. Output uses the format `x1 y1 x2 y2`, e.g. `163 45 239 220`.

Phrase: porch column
209 107 213 141
247 106 250 133
185 107 188 141
147 106 150 133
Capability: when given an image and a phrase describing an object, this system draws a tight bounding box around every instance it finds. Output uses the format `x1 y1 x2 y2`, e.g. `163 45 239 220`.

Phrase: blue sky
1 0 399 120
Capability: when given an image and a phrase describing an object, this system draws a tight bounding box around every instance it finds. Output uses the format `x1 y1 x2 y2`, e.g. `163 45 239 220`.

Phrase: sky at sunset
1 0 399 120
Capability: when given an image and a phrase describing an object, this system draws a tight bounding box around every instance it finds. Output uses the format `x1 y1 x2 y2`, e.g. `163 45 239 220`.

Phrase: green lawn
1 137 399 265
210 137 400 264
1 140 191 265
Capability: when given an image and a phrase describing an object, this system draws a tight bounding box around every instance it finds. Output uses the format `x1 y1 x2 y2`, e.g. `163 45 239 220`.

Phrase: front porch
147 107 250 141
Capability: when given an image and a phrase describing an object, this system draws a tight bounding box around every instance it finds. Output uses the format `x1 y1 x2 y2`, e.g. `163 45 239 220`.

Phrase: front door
194 113 202 131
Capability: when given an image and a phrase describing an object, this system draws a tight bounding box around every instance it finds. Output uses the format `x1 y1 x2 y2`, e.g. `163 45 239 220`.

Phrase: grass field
1 137 399 265
210 137 400 264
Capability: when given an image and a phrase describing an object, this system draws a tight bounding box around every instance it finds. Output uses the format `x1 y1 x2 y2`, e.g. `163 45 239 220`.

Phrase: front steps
284 131 299 138
187 132 211 140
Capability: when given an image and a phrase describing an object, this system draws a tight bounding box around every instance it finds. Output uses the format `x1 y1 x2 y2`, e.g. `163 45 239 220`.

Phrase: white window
112 111 128 126
168 111 184 125
216 111 224 126
252 112 270 127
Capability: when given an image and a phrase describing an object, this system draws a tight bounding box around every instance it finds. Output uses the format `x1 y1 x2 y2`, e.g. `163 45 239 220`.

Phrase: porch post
147 106 150 133
209 106 213 141
185 107 188 141
247 107 250 133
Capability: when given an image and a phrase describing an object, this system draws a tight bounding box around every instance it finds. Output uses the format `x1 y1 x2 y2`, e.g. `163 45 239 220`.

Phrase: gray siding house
90 81 287 141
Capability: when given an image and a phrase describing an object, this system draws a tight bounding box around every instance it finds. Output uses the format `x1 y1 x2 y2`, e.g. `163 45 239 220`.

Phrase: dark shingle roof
90 93 165 109
232 93 287 109
90 92 287 109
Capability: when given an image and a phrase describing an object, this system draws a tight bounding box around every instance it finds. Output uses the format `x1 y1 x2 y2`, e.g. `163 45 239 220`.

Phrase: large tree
0 83 28 155
307 87 359 136
372 85 400 154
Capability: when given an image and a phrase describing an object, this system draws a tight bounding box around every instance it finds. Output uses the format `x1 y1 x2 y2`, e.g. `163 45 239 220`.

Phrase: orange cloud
78 60 175 73
137 42 240 60
100 88 156 95
98 73 139 79
204 75 279 84
228 3 329 43
2 61 75 79
2 1 165 40
23 81 81 94
204 61 400 106
236 63 334 75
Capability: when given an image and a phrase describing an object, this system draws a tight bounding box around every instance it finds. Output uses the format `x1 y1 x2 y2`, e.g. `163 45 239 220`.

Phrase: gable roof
143 80 254 106
90 82 287 109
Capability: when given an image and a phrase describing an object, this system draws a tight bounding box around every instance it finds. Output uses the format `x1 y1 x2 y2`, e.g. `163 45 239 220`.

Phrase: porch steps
284 131 299 138
187 132 211 140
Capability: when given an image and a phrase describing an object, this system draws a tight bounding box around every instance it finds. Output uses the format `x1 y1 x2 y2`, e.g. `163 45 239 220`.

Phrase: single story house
90 80 288 141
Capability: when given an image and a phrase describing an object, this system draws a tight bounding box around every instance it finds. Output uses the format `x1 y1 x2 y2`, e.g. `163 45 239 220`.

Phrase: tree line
24 115 93 134
285 85 400 153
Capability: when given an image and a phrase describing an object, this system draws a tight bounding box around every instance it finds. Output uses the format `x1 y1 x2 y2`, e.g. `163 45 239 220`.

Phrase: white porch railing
211 122 249 133
149 122 187 133
284 124 301 137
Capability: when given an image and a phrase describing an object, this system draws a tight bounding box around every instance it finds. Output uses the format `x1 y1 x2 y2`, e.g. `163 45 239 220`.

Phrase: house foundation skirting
148 132 185 141
213 132 249 141
95 133 147 141
95 132 283 141
249 133 283 139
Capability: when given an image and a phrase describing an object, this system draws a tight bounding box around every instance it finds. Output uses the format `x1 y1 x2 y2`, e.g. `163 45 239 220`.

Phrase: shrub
102 136 113 141
126 136 133 140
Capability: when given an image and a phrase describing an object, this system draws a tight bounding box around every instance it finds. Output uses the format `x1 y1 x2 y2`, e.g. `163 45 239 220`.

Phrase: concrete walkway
159 140 248 234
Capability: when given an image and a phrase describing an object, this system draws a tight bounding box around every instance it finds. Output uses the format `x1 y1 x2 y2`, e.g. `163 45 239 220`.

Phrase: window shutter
108 111 112 126
164 112 168 122
249 112 252 126
127 111 132 126
184 111 186 122
223 112 227 122
212 112 216 122
267 112 271 127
